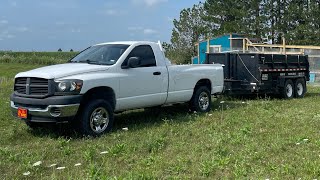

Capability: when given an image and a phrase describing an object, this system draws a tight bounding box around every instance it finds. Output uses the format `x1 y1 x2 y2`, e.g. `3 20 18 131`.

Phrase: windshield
71 44 130 65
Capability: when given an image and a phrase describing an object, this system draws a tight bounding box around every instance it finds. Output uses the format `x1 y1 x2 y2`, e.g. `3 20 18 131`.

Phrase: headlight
58 82 67 91
70 82 77 91
55 79 83 94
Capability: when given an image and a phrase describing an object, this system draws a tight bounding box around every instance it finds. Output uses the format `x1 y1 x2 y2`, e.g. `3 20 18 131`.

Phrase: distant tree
166 0 320 63
70 49 74 52
166 3 211 64
58 48 62 52
203 0 248 36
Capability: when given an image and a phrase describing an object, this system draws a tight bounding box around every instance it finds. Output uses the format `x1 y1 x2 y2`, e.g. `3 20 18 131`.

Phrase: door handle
153 71 161 75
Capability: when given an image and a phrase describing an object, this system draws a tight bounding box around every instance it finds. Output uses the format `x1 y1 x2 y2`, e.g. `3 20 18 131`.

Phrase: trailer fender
277 76 306 88
277 77 287 88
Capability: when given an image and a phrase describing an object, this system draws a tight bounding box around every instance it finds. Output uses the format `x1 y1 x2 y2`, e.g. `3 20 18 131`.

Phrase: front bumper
10 93 82 122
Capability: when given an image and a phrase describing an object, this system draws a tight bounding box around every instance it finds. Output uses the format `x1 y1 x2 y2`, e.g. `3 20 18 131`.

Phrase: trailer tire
281 79 294 99
295 78 306 98
189 86 211 112
77 99 114 136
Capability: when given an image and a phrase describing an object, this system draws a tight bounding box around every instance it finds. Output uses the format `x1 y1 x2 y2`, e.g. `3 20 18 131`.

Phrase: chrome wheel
89 107 109 134
198 92 209 111
296 83 303 96
286 83 293 98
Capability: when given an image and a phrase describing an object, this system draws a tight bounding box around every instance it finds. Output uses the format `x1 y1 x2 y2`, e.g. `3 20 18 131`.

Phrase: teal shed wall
194 34 244 64
209 35 231 52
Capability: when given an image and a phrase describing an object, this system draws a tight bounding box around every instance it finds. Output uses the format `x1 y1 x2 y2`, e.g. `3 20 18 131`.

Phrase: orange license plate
18 108 28 119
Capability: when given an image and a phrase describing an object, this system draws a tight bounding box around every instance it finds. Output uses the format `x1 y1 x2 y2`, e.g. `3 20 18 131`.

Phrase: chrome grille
14 77 49 97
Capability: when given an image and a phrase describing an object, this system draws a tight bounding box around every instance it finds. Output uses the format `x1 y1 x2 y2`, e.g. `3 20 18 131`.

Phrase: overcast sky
0 0 200 51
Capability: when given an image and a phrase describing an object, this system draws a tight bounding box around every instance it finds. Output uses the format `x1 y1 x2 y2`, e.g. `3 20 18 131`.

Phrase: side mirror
127 57 140 68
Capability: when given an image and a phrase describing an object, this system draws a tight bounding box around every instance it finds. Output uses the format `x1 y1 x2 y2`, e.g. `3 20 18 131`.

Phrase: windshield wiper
74 59 101 64
86 59 100 64
72 59 110 65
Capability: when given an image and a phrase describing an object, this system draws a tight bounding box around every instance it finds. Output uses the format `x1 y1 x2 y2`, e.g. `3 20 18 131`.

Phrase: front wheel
189 86 211 112
295 78 306 98
77 99 114 136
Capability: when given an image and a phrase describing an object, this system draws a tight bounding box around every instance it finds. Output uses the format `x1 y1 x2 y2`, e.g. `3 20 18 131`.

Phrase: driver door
117 45 167 110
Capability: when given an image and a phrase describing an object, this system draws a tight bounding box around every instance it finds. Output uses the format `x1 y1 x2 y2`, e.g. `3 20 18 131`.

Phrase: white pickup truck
10 41 224 135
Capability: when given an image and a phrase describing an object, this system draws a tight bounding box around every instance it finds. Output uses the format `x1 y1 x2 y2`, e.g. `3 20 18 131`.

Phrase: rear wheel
295 78 306 98
189 86 211 112
281 79 294 99
77 99 114 136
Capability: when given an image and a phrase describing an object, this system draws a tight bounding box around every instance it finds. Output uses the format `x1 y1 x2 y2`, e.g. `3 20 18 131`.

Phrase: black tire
77 99 114 136
281 79 294 99
294 78 306 98
189 86 211 112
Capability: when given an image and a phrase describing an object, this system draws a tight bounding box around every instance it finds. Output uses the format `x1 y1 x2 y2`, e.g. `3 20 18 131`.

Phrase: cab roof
94 41 158 46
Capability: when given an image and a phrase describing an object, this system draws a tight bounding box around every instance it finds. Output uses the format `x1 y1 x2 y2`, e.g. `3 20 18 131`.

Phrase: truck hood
15 63 109 79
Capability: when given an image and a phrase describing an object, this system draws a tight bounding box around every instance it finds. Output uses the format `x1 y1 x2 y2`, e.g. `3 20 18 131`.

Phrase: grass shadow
304 92 320 98
26 122 79 139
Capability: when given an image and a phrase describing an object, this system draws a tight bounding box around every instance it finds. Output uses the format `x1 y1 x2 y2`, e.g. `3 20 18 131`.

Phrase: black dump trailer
205 53 309 98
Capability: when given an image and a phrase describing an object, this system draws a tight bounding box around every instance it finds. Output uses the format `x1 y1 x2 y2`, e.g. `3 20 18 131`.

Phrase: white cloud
105 9 117 15
71 28 81 33
6 34 15 39
128 27 158 36
132 0 168 7
11 1 17 7
0 20 8 24
128 26 143 31
16 27 29 32
55 21 66 26
39 1 78 9
143 28 158 35
100 9 126 16
103 2 118 8
48 36 57 40
0 26 30 41
1 30 9 34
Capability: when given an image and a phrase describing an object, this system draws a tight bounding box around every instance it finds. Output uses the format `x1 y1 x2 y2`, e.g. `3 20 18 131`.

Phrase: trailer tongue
206 53 309 98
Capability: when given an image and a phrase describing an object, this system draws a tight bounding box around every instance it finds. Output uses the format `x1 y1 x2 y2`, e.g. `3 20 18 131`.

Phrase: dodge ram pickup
10 41 224 135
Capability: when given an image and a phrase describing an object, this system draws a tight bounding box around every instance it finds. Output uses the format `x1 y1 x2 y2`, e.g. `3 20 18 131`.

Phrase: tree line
165 0 320 64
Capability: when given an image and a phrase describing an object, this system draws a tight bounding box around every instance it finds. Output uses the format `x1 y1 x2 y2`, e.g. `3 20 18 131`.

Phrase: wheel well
195 79 211 92
278 77 305 87
81 87 116 110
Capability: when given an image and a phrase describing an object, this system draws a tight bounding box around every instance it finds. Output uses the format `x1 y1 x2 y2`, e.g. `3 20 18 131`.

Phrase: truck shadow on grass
113 99 249 131
28 100 249 139
106 98 246 132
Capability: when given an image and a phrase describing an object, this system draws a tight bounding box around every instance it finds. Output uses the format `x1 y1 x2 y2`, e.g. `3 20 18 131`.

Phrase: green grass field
1 56 320 179
0 51 77 65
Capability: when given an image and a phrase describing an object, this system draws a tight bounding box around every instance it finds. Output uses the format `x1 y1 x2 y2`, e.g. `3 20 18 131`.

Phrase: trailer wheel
295 78 306 98
189 86 211 112
281 79 294 99
77 99 114 136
